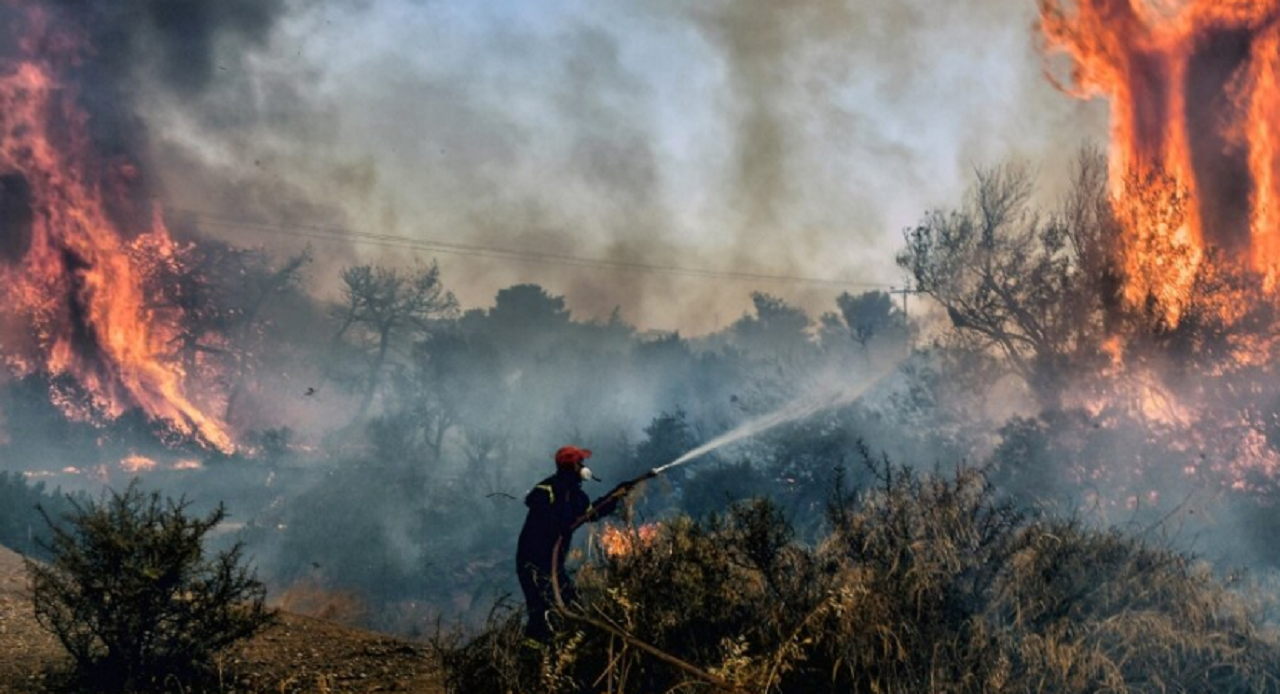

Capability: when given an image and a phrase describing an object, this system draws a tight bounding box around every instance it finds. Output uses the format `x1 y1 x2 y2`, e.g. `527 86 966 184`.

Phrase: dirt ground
0 546 445 693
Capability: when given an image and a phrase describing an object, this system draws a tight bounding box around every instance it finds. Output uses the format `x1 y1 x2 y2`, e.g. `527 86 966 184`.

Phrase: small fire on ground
597 523 660 559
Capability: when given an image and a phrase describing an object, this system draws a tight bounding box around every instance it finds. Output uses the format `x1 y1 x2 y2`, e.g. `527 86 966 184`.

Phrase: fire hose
546 468 747 692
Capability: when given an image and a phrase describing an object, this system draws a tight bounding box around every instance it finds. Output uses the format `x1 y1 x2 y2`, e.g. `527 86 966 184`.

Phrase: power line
169 208 895 290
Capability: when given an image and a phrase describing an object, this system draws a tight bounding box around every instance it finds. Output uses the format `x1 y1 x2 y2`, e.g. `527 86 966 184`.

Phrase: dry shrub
440 459 1280 693
431 599 529 693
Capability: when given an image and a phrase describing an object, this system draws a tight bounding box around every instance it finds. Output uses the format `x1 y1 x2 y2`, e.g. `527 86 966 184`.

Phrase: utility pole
888 284 918 317
889 284 921 351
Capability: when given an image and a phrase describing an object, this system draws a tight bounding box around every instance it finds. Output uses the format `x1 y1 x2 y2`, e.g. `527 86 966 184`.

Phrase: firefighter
516 445 635 645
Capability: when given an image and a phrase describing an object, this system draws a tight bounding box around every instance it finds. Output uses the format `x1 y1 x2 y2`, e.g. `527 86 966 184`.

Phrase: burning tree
1041 0 1280 287
898 155 1116 405
898 136 1280 506
133 239 311 425
0 2 236 451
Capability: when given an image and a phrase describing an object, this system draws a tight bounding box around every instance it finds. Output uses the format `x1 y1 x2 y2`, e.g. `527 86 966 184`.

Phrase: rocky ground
0 546 445 693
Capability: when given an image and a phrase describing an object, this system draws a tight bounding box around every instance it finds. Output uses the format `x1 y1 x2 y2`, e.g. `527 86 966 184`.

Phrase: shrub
440 458 1280 693
25 480 275 691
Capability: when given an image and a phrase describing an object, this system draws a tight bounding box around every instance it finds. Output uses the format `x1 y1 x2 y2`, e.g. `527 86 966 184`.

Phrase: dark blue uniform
516 469 618 642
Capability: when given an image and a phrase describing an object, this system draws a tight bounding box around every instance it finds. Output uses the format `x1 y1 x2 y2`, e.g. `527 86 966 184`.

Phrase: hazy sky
139 0 1108 333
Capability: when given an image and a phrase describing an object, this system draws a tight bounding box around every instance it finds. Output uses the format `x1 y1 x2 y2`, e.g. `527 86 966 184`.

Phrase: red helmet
555 446 592 470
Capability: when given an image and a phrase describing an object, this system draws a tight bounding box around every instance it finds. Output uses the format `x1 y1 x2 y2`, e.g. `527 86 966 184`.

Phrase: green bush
25 480 275 691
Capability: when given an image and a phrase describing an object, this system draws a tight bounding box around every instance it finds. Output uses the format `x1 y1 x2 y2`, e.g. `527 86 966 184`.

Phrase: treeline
272 147 1280 628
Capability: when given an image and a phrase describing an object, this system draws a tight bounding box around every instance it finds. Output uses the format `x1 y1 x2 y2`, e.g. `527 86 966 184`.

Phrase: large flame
1041 0 1280 321
0 4 232 451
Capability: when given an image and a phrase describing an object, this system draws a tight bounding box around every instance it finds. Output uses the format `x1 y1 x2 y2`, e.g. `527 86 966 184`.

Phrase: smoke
0 0 359 279
54 0 287 103
1 0 1111 333
682 0 1108 278
0 2 285 220
84 0 1108 334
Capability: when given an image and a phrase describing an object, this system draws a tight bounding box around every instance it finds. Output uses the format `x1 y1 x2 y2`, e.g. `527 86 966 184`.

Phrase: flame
598 523 659 558
1041 0 1280 322
119 454 158 473
0 3 231 450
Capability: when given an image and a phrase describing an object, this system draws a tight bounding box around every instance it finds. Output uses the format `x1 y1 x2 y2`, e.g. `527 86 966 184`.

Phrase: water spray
654 360 903 476
575 358 906 528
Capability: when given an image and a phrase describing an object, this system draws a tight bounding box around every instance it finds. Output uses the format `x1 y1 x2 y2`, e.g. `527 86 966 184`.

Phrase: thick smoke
8 0 359 278
125 0 1108 334
2 0 1108 333
0 1 287 218
54 0 286 96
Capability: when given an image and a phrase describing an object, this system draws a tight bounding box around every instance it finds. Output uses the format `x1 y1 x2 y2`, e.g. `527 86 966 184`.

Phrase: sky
135 0 1109 334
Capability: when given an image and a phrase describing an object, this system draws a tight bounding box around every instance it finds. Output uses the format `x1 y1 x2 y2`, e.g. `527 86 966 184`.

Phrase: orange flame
1041 0 1280 321
598 523 659 558
119 454 158 473
0 4 232 451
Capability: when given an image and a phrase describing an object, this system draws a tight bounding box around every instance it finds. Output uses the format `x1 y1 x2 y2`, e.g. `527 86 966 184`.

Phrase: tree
835 291 910 349
330 262 458 421
0 472 82 559
633 409 697 479
480 283 574 360
730 292 813 363
26 481 273 691
896 153 1114 405
219 249 311 422
132 238 312 430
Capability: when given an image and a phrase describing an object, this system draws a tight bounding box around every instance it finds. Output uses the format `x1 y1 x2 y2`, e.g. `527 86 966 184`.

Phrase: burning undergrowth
1016 2 1280 500
899 143 1280 526
439 460 1280 693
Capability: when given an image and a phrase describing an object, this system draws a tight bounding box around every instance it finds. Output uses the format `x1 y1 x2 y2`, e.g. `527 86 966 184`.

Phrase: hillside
0 545 443 693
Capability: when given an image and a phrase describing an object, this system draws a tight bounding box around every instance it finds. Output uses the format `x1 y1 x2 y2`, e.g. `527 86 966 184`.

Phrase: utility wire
169 208 895 290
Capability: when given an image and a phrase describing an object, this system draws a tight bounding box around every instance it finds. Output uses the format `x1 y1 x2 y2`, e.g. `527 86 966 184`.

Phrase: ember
598 523 659 559
119 454 157 473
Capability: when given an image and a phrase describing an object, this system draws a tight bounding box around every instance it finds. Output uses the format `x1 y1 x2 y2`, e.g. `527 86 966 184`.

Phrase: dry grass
439 461 1280 693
